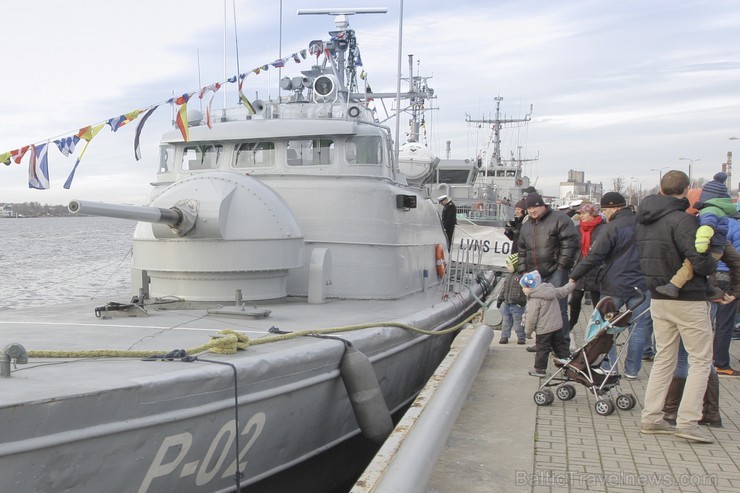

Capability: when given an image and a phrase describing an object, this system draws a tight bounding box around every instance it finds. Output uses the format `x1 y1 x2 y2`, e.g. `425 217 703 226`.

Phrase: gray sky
1 0 739 204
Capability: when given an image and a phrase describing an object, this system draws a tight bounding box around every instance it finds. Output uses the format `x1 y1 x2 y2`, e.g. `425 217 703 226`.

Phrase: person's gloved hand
496 300 503 308
695 225 714 253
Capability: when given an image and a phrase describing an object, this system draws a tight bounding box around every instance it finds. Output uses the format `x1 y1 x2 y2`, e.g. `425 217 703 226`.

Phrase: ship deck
0 285 464 401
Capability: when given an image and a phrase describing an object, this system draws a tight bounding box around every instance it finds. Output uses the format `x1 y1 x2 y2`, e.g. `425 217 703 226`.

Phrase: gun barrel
68 200 182 225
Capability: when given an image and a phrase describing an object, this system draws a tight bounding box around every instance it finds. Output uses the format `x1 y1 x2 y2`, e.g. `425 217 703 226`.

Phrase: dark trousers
444 227 455 252
534 330 570 371
568 290 600 330
713 279 737 369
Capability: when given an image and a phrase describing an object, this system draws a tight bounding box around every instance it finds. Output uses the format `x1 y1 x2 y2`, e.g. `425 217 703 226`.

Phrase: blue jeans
713 280 737 369
604 291 653 376
543 269 570 345
501 303 525 340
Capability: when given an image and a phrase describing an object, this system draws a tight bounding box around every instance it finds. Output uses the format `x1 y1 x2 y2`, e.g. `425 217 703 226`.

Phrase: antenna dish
347 105 361 118
252 100 266 114
313 74 339 102
187 109 204 126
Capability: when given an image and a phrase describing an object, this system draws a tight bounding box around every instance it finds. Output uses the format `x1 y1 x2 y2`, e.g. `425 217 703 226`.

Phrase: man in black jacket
438 195 457 251
569 192 652 379
635 170 716 443
517 193 579 345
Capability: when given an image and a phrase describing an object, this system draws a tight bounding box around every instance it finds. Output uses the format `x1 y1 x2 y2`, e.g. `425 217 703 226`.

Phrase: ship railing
444 238 487 296
456 201 514 222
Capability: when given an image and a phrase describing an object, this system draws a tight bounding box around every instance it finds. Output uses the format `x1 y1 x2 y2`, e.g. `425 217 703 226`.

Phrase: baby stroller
532 290 649 416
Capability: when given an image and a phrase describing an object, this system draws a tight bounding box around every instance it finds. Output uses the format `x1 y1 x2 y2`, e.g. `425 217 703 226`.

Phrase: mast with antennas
297 8 389 95
466 97 534 169
297 6 404 159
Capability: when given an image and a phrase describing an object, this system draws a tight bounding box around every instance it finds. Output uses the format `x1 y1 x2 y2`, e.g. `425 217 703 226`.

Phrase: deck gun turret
68 199 197 237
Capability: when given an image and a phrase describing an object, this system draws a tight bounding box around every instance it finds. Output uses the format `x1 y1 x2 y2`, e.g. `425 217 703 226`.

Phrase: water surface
0 216 136 309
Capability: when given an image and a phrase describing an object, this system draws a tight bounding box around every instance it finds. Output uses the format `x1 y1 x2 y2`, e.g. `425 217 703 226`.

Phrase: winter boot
662 376 686 425
698 371 722 427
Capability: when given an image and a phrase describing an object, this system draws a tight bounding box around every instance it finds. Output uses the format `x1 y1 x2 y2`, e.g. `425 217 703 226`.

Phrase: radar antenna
297 8 388 99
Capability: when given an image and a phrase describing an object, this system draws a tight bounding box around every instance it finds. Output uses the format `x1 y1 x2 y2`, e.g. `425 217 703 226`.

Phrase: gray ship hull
0 285 485 492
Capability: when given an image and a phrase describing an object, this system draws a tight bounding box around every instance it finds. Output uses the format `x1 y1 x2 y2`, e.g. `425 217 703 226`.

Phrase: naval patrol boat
0 9 494 493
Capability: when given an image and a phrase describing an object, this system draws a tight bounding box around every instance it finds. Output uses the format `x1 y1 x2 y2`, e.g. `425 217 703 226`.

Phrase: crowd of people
496 169 738 445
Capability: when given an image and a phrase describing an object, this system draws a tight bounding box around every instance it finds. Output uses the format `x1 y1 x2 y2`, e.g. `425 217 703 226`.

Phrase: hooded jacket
570 207 647 299
523 283 573 337
696 197 736 251
713 217 740 297
635 194 716 301
517 207 580 279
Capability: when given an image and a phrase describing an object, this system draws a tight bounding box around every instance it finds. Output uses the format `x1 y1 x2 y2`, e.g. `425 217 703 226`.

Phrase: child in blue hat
521 270 576 377
656 172 733 300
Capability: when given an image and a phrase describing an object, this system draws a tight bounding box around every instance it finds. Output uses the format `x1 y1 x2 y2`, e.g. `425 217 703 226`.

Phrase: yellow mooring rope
26 309 484 359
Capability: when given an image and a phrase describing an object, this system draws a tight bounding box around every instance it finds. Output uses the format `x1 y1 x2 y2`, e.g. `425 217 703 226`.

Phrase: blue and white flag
54 136 80 157
29 143 50 190
107 114 127 132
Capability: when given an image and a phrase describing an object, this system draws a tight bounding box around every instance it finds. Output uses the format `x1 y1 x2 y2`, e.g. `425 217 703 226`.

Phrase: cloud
2 0 740 205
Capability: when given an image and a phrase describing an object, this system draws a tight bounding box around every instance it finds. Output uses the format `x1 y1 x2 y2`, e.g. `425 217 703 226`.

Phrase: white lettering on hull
138 412 266 493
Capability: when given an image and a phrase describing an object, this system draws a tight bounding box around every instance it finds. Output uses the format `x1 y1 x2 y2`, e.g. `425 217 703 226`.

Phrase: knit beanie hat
700 172 730 202
520 270 542 289
506 253 519 272
524 193 546 208
514 199 526 210
578 203 600 216
600 192 626 208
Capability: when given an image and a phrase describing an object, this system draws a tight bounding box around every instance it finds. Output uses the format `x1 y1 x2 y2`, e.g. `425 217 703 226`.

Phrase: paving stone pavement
428 314 740 493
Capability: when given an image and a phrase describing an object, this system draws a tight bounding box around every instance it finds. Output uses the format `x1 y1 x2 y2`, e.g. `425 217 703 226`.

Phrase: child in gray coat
521 270 576 377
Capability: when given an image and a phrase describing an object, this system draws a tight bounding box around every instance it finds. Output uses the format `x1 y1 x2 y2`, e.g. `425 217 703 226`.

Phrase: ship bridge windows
181 144 223 171
234 141 276 168
287 139 334 166
345 136 383 165
438 169 472 184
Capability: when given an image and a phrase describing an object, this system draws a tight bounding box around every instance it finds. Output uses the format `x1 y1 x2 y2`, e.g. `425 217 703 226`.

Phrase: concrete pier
353 310 740 492
427 323 740 492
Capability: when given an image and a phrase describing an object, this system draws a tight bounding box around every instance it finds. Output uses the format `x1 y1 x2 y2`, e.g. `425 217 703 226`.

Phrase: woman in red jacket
568 203 604 330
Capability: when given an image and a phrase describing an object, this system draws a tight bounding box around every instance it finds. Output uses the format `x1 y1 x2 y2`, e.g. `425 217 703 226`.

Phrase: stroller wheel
616 393 637 410
594 398 615 416
556 384 576 401
533 389 555 406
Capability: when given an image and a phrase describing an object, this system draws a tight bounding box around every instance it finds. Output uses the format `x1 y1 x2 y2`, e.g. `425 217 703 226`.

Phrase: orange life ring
516 178 523 186
474 202 485 211
435 244 446 278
